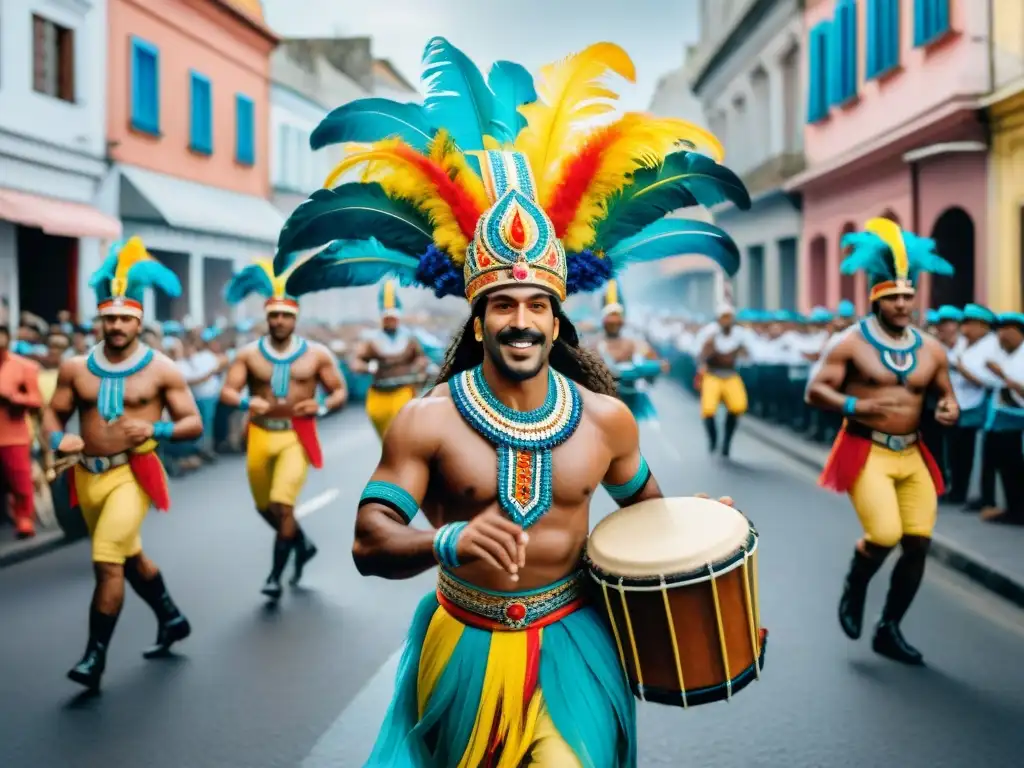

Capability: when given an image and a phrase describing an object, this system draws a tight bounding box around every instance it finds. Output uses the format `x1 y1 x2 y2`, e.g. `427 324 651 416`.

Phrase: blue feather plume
224 263 276 304
487 61 537 143
605 219 741 277
903 232 954 277
420 37 499 153
840 230 953 281
310 98 436 153
284 239 421 298
126 261 181 300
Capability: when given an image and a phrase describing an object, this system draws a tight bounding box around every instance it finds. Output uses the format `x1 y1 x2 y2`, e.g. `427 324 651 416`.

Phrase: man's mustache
497 328 545 345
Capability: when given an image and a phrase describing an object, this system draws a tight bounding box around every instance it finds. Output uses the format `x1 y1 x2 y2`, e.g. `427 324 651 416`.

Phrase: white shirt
1001 344 1024 408
952 333 1003 411
188 349 221 400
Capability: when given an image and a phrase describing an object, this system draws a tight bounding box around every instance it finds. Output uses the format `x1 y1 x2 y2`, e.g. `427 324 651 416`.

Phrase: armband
433 522 467 570
602 455 651 501
842 396 858 416
49 431 65 453
152 421 175 441
237 396 250 412
360 480 419 524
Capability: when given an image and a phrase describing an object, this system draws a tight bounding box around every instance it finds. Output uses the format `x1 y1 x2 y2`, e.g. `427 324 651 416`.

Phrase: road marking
296 489 340 520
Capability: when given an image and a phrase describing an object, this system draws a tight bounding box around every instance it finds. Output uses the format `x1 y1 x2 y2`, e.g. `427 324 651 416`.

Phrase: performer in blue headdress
590 279 667 421
349 278 432 440
219 258 348 599
806 218 959 666
277 36 750 767
980 312 1024 526
41 237 203 691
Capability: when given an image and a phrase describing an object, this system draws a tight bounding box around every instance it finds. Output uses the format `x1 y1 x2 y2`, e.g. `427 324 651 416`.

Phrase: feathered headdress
276 37 750 306
224 257 303 315
378 279 403 318
601 279 625 317
839 218 954 302
89 236 181 319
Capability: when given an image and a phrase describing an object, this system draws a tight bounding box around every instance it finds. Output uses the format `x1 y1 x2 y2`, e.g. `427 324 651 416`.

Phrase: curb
0 529 70 569
740 416 1024 611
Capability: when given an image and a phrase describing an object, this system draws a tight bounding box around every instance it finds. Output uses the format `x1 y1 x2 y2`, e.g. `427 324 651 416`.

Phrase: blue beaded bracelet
237 396 250 412
49 431 65 452
434 522 467 569
842 396 858 416
152 421 175 441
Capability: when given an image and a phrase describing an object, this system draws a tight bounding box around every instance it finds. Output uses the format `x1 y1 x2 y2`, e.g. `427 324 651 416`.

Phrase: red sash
67 450 171 512
819 424 945 496
291 416 323 469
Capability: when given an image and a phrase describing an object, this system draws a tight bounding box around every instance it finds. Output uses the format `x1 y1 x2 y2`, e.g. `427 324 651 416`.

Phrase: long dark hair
435 300 618 396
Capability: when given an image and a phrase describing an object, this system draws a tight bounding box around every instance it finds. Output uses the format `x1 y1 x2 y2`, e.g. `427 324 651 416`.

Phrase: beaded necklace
86 342 154 422
258 336 308 399
859 316 922 385
449 365 583 528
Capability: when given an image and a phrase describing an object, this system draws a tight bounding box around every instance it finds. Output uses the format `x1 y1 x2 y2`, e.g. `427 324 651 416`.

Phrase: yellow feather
606 279 618 305
558 114 722 252
514 43 636 201
865 217 909 280
112 236 150 285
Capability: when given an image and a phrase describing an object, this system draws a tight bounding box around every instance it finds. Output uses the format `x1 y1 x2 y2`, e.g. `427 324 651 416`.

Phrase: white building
688 0 804 312
0 0 120 326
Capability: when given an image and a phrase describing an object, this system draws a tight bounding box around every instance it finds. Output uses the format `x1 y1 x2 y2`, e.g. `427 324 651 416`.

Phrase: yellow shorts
75 464 152 565
700 372 748 418
247 424 309 510
366 385 416 440
849 444 938 546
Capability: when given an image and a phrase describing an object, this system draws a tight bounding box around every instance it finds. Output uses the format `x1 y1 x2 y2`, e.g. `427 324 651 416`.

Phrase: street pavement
1 385 1023 768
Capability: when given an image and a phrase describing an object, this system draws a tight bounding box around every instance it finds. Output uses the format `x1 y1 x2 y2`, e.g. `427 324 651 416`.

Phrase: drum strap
602 455 651 501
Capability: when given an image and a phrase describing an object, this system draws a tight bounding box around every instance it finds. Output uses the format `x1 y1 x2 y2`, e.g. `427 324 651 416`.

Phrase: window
867 0 900 78
235 93 255 165
32 15 75 102
189 71 212 154
130 37 160 135
914 0 950 46
828 0 858 106
806 21 830 123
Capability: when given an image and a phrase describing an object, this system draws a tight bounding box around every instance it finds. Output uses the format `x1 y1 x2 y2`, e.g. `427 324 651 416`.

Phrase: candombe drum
584 496 767 708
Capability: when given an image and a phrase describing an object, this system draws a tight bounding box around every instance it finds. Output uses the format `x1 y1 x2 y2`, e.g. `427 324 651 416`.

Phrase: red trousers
0 444 34 531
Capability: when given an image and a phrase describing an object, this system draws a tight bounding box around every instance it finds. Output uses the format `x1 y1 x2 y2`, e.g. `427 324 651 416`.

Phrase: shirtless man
807 218 958 666
221 265 348 599
696 303 751 456
349 279 431 440
44 238 202 691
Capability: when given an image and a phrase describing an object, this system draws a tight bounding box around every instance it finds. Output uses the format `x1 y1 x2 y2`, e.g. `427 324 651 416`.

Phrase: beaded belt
373 373 424 391
79 450 132 474
846 421 918 451
251 416 292 432
436 569 584 631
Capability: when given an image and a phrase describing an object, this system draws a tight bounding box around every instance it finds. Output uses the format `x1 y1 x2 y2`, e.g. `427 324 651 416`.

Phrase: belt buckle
499 599 529 629
86 456 111 473
886 435 908 451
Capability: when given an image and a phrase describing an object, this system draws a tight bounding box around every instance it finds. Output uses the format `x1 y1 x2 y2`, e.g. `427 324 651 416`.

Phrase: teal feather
420 37 497 152
275 184 433 274
88 243 123 301
125 261 181 302
224 263 275 304
605 218 741 276
839 232 891 277
284 239 421 297
594 152 751 250
310 98 435 153
487 61 536 142
904 232 954 276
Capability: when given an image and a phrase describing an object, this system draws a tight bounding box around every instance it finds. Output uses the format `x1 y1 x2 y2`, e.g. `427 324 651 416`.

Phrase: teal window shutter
843 0 858 100
866 0 878 78
881 0 899 70
189 71 212 155
826 18 841 106
930 0 949 38
130 37 160 135
235 93 255 165
807 24 827 122
913 0 928 45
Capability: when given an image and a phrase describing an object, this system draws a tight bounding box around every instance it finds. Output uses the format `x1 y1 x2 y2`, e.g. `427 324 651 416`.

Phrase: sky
262 0 702 112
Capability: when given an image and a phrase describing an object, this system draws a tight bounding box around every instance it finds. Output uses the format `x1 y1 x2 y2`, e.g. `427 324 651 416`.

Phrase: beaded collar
449 365 583 528
859 316 922 384
368 327 413 357
86 342 155 422
258 335 309 399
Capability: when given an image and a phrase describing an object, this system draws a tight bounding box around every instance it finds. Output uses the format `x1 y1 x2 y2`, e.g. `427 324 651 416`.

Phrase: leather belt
79 451 132 474
846 421 919 451
436 569 583 630
251 416 291 431
373 373 424 391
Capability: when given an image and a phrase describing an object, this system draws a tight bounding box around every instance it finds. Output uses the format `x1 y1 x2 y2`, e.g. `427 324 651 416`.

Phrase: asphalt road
1 383 1023 768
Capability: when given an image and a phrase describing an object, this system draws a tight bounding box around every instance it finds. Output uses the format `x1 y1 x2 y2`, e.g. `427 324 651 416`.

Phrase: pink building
788 0 991 313
102 0 282 325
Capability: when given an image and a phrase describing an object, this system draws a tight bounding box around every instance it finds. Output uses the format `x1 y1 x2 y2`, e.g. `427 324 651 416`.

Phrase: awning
0 187 122 239
119 165 285 244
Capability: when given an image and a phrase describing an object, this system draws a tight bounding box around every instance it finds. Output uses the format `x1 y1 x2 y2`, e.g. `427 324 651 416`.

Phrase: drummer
591 279 669 421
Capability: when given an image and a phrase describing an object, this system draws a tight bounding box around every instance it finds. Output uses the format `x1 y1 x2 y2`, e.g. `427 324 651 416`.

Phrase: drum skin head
587 497 750 578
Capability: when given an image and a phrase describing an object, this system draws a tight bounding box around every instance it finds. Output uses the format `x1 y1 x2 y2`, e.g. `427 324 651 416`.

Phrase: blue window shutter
866 0 878 78
236 94 255 165
845 1 858 99
130 38 159 135
827 19 842 106
881 0 898 70
931 0 949 38
806 27 820 122
189 72 212 155
913 0 928 45
817 23 831 115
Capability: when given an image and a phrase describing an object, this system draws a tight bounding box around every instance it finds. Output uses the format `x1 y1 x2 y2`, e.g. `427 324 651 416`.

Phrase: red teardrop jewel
512 261 529 281
505 602 527 622
508 210 526 249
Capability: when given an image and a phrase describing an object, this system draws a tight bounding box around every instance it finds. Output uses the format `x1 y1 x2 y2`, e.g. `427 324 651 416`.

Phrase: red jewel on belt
504 601 527 623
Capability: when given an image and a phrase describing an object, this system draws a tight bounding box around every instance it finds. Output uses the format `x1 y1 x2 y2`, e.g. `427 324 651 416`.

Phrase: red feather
546 124 623 238
392 144 484 240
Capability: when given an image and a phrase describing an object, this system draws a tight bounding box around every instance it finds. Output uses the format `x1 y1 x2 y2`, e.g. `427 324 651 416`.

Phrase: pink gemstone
505 602 527 622
512 263 529 281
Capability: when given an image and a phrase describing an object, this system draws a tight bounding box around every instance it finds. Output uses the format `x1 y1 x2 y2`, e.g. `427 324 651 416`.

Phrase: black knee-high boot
68 607 120 690
704 417 718 453
873 535 930 665
291 526 318 585
722 413 739 457
125 561 192 658
262 537 294 599
838 542 890 639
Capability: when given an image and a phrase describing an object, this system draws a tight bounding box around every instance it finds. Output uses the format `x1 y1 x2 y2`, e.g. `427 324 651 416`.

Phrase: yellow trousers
849 444 937 547
700 372 748 418
365 385 416 440
246 424 309 510
75 464 151 565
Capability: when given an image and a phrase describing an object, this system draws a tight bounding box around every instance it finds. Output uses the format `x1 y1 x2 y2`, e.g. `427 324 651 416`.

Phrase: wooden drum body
584 497 767 708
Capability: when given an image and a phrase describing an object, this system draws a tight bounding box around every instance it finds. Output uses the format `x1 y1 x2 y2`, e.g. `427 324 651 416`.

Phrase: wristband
433 522 467 569
49 431 65 453
238 396 250 412
602 455 651 501
842 396 858 416
360 480 419 524
152 421 175 440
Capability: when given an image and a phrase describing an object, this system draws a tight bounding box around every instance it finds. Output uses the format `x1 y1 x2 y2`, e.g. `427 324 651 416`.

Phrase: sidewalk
742 415 1024 610
0 527 67 568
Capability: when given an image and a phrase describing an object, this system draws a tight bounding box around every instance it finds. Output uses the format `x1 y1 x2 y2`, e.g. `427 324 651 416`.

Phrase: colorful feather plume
840 225 953 282
421 36 502 152
284 239 422 298
224 260 280 304
605 218 741 277
310 98 436 152
90 237 181 302
487 60 537 143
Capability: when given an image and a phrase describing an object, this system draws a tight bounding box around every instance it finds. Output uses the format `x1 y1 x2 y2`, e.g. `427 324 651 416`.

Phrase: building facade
689 0 805 313
102 0 281 325
0 0 122 325
790 0 991 312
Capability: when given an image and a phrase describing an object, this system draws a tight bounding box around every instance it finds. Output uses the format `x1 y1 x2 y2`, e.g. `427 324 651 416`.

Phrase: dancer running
696 303 751 457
